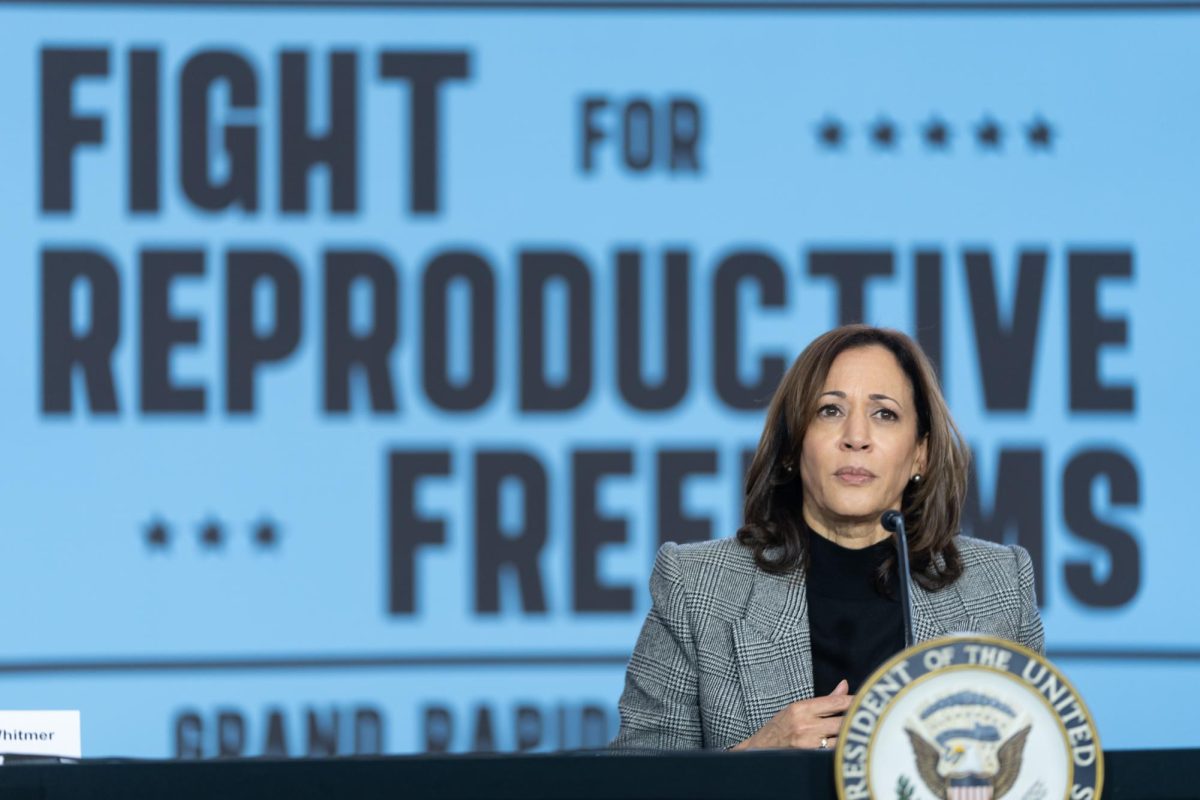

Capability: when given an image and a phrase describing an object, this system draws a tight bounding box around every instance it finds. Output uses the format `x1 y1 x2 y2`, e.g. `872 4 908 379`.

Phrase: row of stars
816 115 1055 150
144 519 280 550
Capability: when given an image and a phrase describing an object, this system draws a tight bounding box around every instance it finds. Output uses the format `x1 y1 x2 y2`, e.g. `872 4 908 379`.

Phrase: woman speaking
610 325 1043 751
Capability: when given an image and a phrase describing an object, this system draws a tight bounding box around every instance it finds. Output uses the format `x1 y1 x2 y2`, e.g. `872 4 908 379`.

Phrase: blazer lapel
731 565 814 733
910 576 968 643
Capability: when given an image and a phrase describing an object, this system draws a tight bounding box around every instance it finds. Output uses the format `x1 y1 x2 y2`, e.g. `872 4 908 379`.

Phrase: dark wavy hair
735 325 969 592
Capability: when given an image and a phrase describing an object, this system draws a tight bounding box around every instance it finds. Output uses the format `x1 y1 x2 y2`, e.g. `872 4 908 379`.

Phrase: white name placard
0 711 81 761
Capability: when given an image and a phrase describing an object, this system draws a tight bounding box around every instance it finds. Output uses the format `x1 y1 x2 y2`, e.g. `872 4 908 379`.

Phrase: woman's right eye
818 404 842 417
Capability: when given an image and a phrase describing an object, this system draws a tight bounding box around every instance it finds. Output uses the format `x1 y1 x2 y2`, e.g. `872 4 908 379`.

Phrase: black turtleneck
805 526 905 696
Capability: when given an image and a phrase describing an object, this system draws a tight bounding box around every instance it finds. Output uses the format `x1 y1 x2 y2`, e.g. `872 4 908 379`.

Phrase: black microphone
881 510 915 649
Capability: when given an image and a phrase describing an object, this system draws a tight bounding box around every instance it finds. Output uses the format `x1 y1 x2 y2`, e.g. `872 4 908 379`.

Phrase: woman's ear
914 435 929 478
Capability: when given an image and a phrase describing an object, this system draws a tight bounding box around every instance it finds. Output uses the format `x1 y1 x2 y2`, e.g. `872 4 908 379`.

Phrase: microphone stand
881 510 915 649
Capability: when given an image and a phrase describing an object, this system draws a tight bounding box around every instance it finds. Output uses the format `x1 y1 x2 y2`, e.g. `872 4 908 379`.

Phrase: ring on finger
819 737 829 749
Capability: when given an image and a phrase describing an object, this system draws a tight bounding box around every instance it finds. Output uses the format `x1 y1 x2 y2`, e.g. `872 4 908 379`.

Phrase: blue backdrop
1 0 1196 758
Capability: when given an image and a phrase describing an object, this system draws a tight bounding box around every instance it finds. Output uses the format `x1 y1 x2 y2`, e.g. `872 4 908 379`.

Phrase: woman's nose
840 414 871 450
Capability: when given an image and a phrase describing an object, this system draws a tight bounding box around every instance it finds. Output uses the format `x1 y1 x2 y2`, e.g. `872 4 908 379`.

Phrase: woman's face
798 345 927 539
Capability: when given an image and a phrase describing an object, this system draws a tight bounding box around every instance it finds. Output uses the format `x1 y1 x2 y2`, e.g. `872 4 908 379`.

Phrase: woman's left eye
875 408 898 421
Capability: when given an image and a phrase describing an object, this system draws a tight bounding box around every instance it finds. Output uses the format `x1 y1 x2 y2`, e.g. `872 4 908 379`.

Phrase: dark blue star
870 117 898 150
145 519 169 550
253 519 280 549
976 116 1003 150
199 519 224 549
817 117 846 149
1027 116 1054 150
923 117 951 150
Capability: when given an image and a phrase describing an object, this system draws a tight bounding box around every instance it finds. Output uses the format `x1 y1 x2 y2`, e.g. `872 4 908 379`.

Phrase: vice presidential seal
834 635 1102 800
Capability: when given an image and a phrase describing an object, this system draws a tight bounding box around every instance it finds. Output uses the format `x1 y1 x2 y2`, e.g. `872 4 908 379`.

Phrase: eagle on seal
906 724 1031 800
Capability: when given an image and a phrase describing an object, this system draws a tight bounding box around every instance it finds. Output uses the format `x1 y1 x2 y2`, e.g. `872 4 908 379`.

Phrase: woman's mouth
834 467 876 485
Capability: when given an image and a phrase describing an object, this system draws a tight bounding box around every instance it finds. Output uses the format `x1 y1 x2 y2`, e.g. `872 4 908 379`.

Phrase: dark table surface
0 747 1194 799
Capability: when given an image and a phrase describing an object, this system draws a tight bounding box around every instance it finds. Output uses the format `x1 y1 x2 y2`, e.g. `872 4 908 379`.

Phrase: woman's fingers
797 730 838 749
793 713 845 741
807 692 854 717
783 698 852 747
738 691 856 750
818 715 846 736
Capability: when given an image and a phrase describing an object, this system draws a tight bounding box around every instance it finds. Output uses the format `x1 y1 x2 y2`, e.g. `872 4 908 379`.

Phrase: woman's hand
728 679 852 750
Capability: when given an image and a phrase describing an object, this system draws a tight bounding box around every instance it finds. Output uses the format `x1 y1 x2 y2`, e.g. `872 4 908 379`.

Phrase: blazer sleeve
609 542 704 750
1011 544 1046 655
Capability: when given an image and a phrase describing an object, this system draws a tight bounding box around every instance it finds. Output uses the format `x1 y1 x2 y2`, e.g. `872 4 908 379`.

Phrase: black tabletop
0 747 1194 800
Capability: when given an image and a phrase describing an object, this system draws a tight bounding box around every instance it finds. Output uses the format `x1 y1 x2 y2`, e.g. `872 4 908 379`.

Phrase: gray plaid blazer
610 535 1044 751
